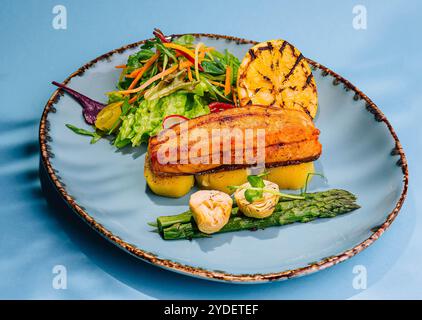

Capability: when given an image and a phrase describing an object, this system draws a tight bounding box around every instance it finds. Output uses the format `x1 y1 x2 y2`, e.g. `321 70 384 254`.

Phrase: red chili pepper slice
209 102 235 113
153 28 170 43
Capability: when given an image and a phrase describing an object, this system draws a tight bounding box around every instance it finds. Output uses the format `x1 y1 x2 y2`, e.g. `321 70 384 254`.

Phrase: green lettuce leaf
114 92 209 147
173 35 195 46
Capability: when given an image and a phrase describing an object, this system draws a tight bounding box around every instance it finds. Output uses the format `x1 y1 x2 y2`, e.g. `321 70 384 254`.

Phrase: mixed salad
64 29 240 148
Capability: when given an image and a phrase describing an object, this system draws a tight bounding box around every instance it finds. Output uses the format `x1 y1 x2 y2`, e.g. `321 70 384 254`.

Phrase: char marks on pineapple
258 41 274 52
279 41 288 56
283 54 304 82
303 74 314 90
249 49 257 60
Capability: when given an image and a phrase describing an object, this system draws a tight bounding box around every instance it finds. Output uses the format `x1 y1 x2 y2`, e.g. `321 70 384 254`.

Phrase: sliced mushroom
234 180 280 218
189 190 233 234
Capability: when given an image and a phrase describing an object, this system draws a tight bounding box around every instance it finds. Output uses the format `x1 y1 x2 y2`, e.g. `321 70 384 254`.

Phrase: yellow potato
144 154 194 198
266 162 314 190
195 169 248 194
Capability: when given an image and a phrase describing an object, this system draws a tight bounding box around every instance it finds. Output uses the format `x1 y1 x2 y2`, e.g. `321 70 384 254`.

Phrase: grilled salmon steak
148 106 321 175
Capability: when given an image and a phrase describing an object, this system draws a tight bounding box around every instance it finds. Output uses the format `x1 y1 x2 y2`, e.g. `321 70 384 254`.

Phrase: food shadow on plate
113 140 147 159
194 228 284 253
144 183 196 207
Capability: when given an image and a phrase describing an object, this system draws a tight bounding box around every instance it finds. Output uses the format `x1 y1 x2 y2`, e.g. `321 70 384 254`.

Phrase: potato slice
237 40 318 118
144 153 194 198
266 162 314 190
195 169 248 194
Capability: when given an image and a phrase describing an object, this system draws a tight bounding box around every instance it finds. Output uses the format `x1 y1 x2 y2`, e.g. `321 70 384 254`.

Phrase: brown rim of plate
38 33 409 283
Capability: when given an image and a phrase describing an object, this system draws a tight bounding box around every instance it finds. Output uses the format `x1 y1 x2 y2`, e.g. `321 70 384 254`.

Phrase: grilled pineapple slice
237 40 318 118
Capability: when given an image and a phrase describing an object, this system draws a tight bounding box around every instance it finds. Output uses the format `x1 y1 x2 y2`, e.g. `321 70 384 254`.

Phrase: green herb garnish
301 172 327 195
66 124 102 144
228 171 305 203
244 173 266 202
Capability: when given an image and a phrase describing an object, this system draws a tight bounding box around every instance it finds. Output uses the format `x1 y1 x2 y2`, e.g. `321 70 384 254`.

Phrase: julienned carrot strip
179 59 193 70
126 65 144 78
187 67 193 81
118 64 178 94
163 42 203 71
209 80 225 88
127 51 160 91
128 93 142 104
126 68 140 78
232 90 237 107
163 43 195 59
115 65 126 69
224 65 232 96
194 42 204 81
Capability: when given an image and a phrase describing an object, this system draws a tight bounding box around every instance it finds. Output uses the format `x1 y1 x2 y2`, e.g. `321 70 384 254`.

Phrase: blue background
0 0 420 299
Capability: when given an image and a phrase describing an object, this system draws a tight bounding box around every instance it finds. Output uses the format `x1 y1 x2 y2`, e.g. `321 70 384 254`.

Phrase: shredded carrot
115 65 126 69
232 90 237 107
117 64 178 94
187 67 193 81
126 68 140 78
194 42 204 81
163 43 196 59
128 93 142 104
196 47 213 62
209 80 225 88
224 66 232 96
179 59 193 70
126 51 160 91
179 59 192 70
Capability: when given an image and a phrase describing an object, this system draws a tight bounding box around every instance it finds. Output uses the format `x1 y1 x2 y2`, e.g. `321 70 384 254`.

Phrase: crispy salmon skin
148 106 321 175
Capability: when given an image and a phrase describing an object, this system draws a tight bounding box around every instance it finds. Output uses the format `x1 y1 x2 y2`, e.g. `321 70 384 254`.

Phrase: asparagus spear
153 189 359 240
155 207 240 232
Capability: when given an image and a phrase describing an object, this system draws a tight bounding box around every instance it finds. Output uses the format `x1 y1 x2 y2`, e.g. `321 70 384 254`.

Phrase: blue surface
0 0 420 299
